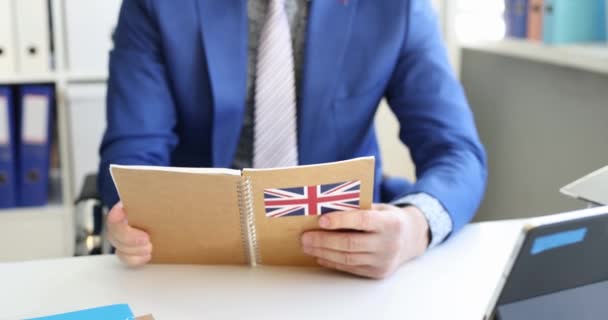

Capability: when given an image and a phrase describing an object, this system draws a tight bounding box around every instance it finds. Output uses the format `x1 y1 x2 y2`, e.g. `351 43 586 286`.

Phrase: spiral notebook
110 157 374 266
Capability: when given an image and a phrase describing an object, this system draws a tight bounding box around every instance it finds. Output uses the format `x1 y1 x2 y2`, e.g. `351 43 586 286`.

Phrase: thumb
107 202 127 225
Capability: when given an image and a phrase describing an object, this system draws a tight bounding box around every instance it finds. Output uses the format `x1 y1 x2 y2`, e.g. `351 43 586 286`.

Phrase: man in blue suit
101 0 487 278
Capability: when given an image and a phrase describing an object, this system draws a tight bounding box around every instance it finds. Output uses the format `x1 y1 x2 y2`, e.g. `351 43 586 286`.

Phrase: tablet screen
493 209 608 319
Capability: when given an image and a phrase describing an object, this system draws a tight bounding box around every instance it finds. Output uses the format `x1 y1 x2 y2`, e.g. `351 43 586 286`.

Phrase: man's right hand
106 202 152 267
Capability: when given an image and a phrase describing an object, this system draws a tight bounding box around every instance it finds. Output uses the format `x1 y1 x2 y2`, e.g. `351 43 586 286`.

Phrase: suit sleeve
386 0 488 234
98 0 178 207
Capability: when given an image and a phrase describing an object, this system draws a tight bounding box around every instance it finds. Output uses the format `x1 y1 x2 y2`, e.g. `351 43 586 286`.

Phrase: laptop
483 206 608 320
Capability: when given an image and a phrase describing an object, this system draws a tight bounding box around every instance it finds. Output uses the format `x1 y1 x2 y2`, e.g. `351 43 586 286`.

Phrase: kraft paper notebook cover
111 157 374 266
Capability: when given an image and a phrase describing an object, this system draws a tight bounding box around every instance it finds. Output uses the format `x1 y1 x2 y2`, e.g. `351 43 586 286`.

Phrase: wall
375 102 416 182
461 48 608 221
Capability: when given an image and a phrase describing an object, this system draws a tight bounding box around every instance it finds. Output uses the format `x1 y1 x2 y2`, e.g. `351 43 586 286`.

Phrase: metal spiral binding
237 176 259 266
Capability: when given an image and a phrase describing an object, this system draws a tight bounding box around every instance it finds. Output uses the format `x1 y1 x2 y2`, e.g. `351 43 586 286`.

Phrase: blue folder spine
599 0 607 41
0 86 17 209
543 0 555 43
543 0 606 44
17 85 54 207
506 0 530 38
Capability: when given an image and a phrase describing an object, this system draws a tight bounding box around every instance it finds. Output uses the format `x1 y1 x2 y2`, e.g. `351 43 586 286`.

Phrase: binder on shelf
602 0 607 41
14 0 52 73
0 87 18 209
17 85 54 207
65 0 122 75
592 0 606 41
543 0 606 44
0 0 17 74
527 0 544 41
505 0 529 39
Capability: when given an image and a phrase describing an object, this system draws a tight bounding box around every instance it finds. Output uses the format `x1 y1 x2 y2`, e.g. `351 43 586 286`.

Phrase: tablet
484 206 608 320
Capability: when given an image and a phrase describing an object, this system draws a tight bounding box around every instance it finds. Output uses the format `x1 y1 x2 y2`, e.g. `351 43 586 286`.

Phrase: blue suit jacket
99 0 487 234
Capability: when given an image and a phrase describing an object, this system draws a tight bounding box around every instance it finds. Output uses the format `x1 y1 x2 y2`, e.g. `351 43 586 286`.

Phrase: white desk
0 220 525 320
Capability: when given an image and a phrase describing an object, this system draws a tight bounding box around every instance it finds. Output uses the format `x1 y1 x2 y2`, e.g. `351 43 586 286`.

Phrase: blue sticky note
531 228 588 255
26 304 134 320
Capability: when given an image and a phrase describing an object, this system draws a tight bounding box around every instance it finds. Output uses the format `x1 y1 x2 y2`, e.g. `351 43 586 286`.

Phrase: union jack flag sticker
263 180 361 218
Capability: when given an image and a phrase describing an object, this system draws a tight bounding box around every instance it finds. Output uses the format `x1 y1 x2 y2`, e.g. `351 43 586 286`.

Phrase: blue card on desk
26 304 135 320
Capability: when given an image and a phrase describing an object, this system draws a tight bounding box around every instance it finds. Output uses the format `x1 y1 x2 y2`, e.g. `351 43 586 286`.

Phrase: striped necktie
253 0 299 168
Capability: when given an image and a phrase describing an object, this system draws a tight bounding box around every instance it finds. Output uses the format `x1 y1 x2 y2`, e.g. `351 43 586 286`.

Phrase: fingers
319 210 386 232
307 204 413 279
116 251 152 267
108 223 150 248
106 202 152 267
301 231 381 253
106 203 150 247
316 259 391 279
106 202 127 224
371 203 395 211
108 232 153 255
303 247 377 267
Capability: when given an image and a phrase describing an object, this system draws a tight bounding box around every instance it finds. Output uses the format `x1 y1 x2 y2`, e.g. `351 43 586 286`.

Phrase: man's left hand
301 204 430 279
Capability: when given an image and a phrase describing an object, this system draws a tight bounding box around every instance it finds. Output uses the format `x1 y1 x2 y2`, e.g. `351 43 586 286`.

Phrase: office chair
74 173 111 255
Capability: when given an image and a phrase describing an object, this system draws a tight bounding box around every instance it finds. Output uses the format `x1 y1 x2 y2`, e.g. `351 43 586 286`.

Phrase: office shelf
0 0 77 262
66 72 108 84
0 72 108 85
461 39 608 76
0 73 59 84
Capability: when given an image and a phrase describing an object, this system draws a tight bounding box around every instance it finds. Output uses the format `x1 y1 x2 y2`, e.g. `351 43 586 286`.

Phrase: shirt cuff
392 193 453 249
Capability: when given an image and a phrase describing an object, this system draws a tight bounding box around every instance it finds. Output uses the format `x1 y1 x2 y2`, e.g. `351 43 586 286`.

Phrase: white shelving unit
461 39 608 75
65 73 108 84
0 0 101 262
0 73 59 85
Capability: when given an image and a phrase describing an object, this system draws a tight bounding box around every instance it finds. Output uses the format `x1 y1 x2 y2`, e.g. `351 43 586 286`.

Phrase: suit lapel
197 0 248 167
299 0 359 164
